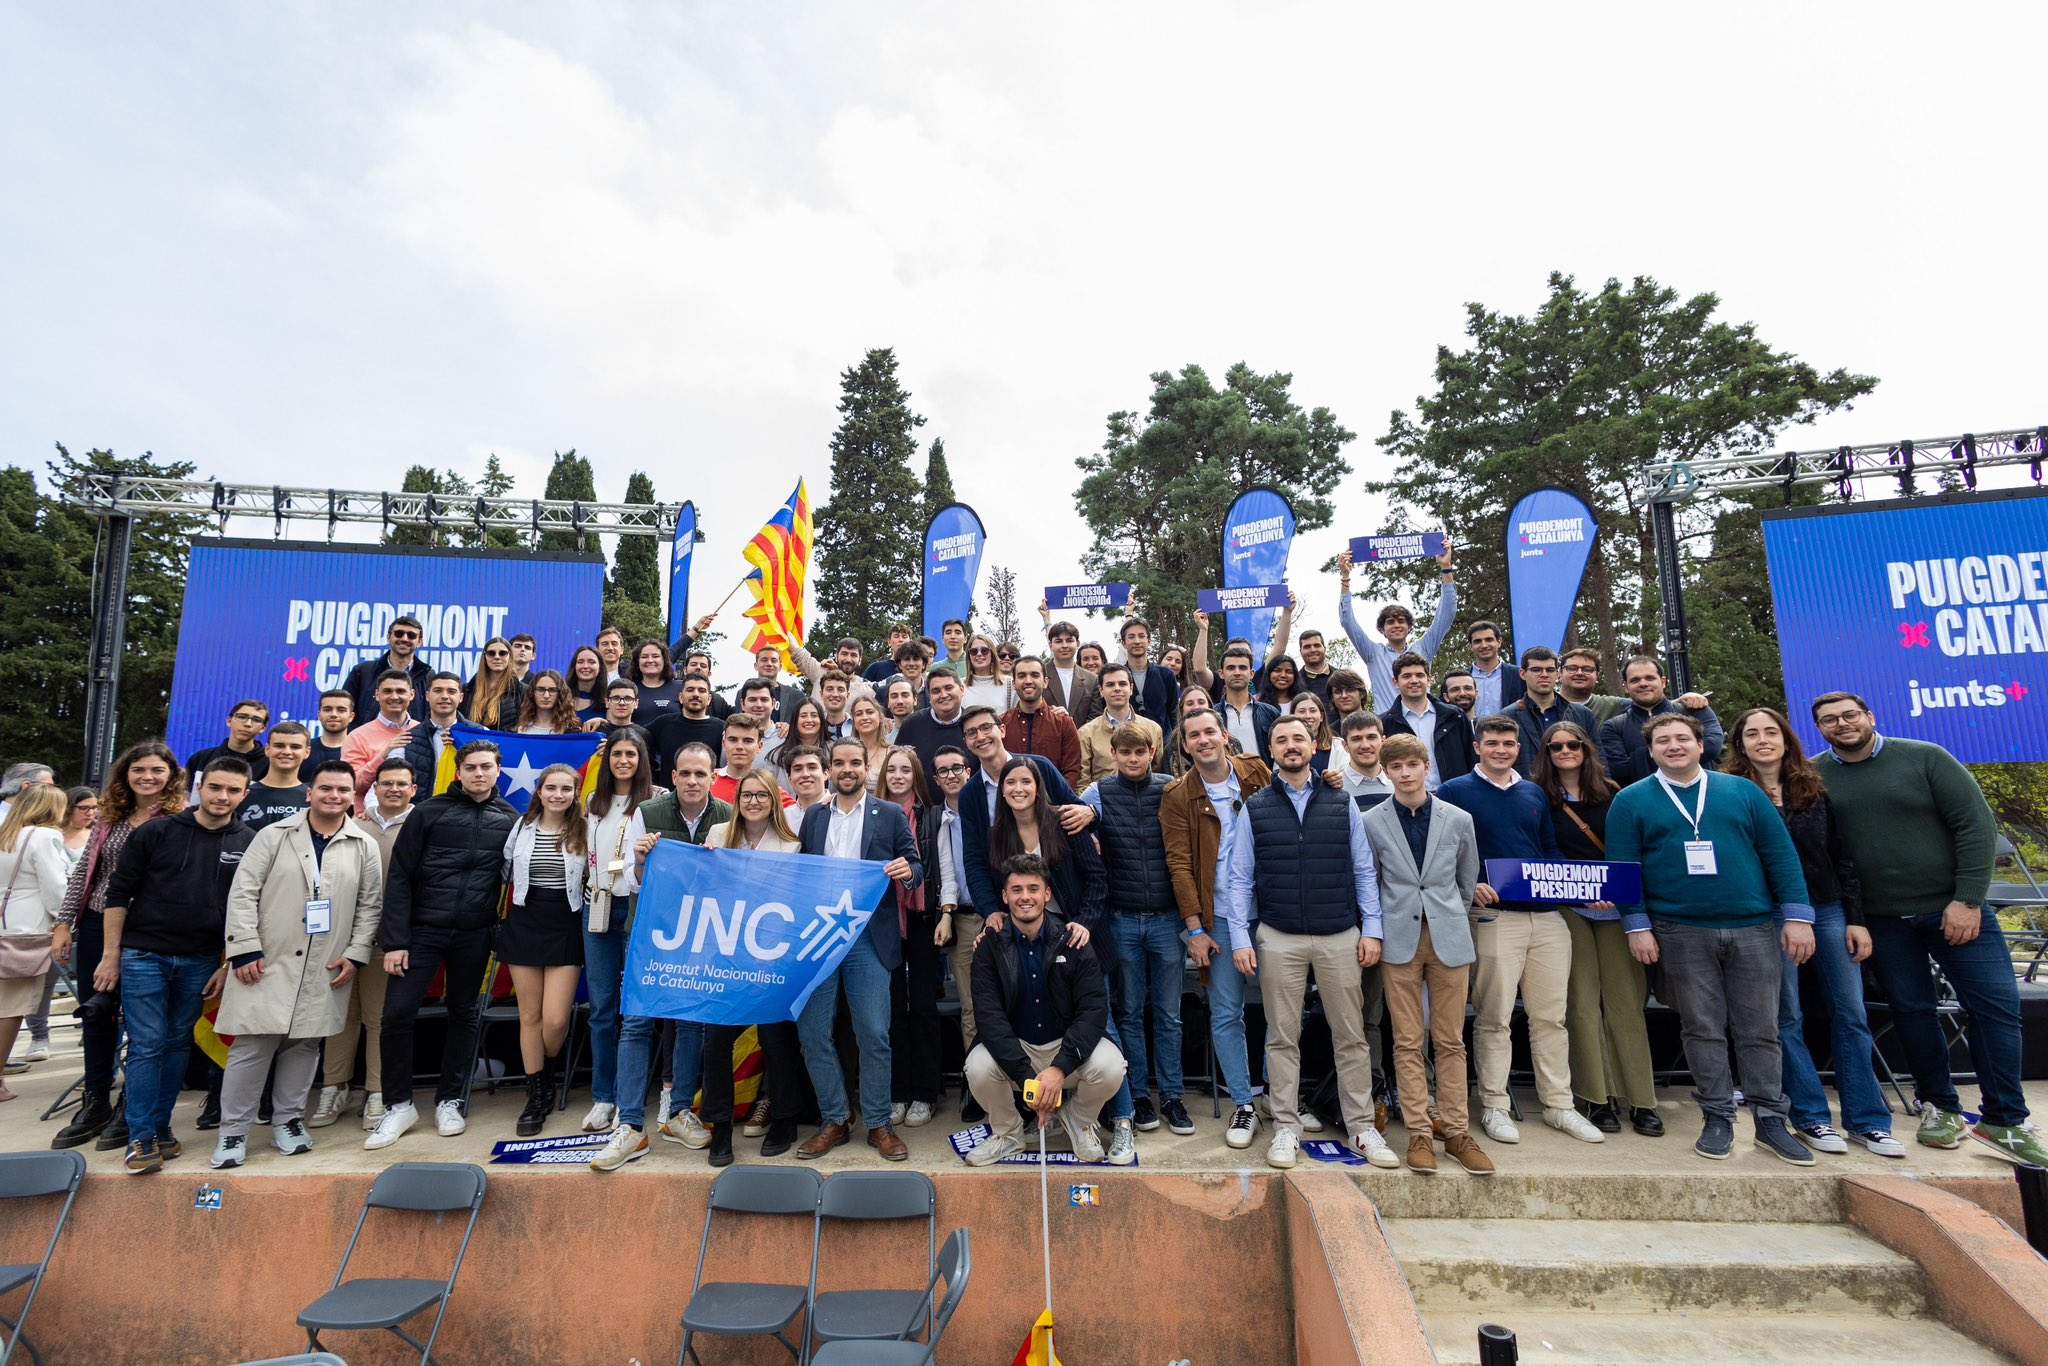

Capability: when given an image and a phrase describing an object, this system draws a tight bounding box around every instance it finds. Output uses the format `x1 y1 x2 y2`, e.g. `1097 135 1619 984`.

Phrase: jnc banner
1484 858 1641 906
667 500 696 646
922 503 987 643
1349 532 1446 563
1762 488 2048 763
1044 582 1130 612
1504 488 1597 653
623 840 893 1026
167 540 604 764
1221 488 1295 670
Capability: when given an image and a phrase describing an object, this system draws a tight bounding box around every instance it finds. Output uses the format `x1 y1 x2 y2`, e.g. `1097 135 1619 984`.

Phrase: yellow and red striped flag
740 480 813 670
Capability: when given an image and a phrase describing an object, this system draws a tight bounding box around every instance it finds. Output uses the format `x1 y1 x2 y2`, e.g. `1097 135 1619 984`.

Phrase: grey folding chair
809 1172 937 1352
0 1150 85 1366
809 1228 971 1366
296 1162 488 1365
678 1165 823 1366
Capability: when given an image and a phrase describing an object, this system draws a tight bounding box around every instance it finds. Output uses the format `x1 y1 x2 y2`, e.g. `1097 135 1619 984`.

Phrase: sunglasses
390 629 421 640
970 646 993 656
1547 740 1584 753
485 649 510 658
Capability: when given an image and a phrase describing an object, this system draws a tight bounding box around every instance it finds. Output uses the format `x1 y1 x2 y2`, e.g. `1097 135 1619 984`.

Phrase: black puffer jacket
380 787 517 949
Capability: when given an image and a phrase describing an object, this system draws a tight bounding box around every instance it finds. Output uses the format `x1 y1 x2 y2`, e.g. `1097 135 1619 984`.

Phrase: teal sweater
1819 736 1994 918
1606 770 1812 932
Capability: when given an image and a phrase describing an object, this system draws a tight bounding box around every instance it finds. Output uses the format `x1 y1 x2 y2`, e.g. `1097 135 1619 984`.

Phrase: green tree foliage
923 436 956 529
384 464 468 547
984 564 1020 647
539 449 597 553
810 348 925 657
1073 363 1354 661
0 447 205 777
1362 273 1876 701
475 453 526 550
608 470 662 638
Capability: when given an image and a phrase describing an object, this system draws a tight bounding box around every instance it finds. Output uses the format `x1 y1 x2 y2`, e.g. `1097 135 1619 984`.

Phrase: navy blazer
1133 663 1181 728
798 796 924 971
1379 697 1477 785
959 754 1083 915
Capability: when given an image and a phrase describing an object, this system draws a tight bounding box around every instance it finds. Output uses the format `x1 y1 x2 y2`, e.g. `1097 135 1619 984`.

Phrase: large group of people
0 541 2038 1177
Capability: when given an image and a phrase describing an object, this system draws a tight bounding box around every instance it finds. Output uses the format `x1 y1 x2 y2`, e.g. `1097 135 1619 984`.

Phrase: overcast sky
6 3 2044 665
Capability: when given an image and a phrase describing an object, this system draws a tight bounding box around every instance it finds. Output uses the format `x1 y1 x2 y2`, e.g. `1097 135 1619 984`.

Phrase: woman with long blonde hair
0 787 69 1100
465 637 522 728
500 764 590 1135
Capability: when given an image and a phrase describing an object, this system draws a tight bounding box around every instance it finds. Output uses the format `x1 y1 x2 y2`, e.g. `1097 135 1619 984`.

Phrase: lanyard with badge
304 840 333 935
1657 770 1716 875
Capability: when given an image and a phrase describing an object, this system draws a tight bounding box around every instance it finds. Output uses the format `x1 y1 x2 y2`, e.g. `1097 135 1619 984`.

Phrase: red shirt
711 768 793 808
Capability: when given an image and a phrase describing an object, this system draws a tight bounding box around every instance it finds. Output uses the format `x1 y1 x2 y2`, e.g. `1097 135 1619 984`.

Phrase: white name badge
1683 841 1717 877
304 898 333 934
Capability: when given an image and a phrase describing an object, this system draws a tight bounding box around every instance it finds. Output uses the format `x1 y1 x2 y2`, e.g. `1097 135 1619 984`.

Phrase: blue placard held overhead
1504 488 1598 653
667 500 697 646
1221 489 1296 670
922 503 987 643
1484 858 1642 906
623 841 893 1026
1044 582 1131 612
1200 584 1290 614
1349 532 1446 563
1762 488 2048 763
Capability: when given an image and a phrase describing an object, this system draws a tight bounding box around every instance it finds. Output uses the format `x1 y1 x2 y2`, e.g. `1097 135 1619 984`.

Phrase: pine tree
476 453 526 549
385 465 451 547
539 449 597 553
607 470 664 641
923 436 956 528
984 564 1020 647
810 348 925 656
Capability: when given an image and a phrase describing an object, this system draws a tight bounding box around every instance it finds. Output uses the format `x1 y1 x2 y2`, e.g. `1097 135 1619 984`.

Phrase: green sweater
1605 771 1812 931
1819 736 1994 918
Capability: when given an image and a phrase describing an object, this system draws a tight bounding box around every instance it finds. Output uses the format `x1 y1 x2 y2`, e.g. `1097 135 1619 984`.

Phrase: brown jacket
1001 704 1083 791
1160 755 1272 933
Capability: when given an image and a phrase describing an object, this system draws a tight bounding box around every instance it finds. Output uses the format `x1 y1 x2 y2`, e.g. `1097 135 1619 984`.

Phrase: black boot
95 1097 132 1152
760 1120 798 1159
708 1122 734 1168
516 1073 552 1137
52 1093 112 1150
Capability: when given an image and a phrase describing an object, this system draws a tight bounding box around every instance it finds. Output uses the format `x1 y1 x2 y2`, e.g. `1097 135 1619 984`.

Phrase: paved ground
5 1009 2043 1183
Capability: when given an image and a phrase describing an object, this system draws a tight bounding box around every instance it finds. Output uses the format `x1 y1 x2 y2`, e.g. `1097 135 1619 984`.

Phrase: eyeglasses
1547 740 1584 753
1815 712 1864 728
533 686 560 696
936 766 968 777
231 712 267 724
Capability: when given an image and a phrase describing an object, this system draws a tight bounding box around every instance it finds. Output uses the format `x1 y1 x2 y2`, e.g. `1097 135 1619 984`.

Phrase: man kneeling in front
963 854 1127 1165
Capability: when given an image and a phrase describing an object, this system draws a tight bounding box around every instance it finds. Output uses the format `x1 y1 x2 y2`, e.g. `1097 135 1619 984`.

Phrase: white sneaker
1106 1117 1137 1166
1858 1129 1907 1159
1797 1123 1850 1155
1299 1107 1326 1135
1062 1109 1106 1162
273 1118 313 1155
590 1125 649 1171
1480 1108 1521 1144
210 1134 247 1169
435 1100 466 1137
1225 1104 1260 1150
1349 1127 1401 1169
1266 1128 1300 1169
23 1041 49 1063
904 1100 934 1128
965 1131 1023 1166
580 1101 617 1134
1545 1107 1605 1144
655 1084 674 1129
307 1086 346 1129
364 1102 419 1151
890 1102 908 1126
360 1096 387 1132
660 1110 710 1149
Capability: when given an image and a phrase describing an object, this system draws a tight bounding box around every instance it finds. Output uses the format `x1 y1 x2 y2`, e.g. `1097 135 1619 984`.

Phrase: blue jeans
1780 903 1891 1134
582 912 630 1107
120 950 216 1145
615 1016 702 1130
798 933 893 1130
1866 907 2028 1127
1207 919 1257 1106
1113 914 1185 1101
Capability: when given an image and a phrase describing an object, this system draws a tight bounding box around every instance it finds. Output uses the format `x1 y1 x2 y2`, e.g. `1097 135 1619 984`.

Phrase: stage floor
5 1012 2043 1185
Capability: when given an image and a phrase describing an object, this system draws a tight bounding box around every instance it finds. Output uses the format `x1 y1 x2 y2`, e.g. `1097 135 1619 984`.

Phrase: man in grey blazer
1362 732 1494 1176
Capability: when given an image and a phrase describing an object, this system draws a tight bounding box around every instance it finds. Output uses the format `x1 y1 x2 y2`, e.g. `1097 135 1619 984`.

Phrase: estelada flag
740 480 813 671
686 1026 763 1113
1012 1309 1061 1366
433 723 603 813
194 994 232 1068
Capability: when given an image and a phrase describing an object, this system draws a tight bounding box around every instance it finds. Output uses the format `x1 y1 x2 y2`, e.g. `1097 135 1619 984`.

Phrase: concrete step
1420 1309 2009 1364
1384 1217 1928 1315
1359 1171 1844 1222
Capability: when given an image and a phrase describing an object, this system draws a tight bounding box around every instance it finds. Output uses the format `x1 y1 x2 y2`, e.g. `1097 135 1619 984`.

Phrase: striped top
529 829 569 889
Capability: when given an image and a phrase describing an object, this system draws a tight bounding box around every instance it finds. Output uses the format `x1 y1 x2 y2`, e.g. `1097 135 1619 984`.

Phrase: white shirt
1400 698 1441 786
1055 663 1076 703
825 797 867 861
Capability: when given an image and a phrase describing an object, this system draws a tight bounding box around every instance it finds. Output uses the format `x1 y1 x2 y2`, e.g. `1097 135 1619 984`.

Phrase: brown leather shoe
1429 1108 1449 1141
1406 1135 1437 1173
1444 1134 1495 1175
867 1125 909 1162
797 1122 851 1159
1374 1102 1389 1134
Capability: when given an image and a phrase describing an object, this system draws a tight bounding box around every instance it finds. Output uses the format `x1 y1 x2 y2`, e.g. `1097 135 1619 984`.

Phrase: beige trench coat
219 812 383 1038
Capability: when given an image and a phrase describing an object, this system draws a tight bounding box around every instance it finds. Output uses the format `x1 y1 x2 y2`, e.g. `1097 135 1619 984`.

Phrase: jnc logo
650 888 868 964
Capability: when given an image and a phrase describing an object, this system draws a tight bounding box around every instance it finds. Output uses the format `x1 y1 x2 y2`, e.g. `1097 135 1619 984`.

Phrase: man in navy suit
795 737 923 1161
955 706 1093 917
